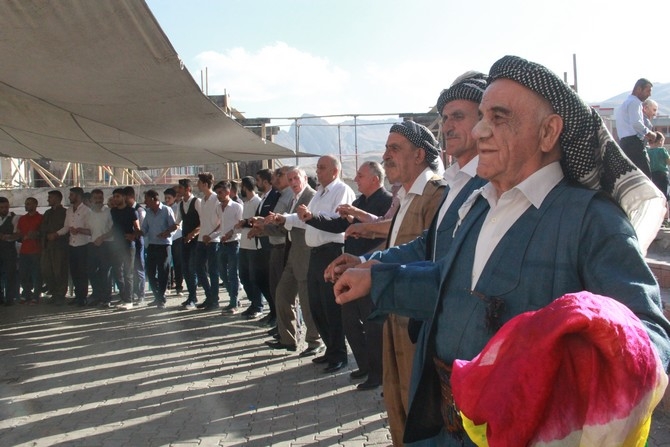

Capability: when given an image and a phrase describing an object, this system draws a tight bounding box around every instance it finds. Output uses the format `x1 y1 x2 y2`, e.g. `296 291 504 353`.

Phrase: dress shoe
258 313 272 324
356 379 381 391
196 301 209 309
264 341 297 351
245 310 262 319
312 355 329 364
299 345 325 358
323 361 347 373
349 369 368 379
202 303 220 311
267 326 278 336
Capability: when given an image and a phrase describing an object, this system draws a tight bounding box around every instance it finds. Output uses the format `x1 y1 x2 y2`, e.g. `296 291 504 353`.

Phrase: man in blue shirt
614 78 656 177
140 189 177 309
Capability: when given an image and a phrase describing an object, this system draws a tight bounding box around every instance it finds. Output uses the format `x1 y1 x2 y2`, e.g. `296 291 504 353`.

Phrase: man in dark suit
307 161 392 390
243 169 280 318
263 167 323 355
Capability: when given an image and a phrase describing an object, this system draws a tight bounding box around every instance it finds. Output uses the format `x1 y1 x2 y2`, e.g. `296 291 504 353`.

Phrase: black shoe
202 304 220 311
323 361 347 373
264 318 276 328
356 379 381 390
180 299 193 307
299 345 325 358
312 355 329 364
349 369 368 379
246 310 262 320
258 314 272 324
264 341 297 351
196 301 209 309
267 326 278 336
272 333 280 340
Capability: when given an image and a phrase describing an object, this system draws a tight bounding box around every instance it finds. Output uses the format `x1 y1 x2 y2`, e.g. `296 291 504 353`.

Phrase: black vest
180 198 200 237
0 212 16 251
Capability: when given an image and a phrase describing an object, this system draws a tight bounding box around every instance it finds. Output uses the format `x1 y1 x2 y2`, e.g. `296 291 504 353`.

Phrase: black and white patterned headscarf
487 55 664 253
390 121 441 169
436 71 488 113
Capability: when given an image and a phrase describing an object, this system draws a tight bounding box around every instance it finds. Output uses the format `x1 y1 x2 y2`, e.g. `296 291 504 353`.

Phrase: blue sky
146 0 670 120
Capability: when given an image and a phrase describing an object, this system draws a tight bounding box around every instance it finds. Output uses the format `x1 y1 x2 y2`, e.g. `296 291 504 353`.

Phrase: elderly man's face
315 157 338 187
472 79 556 194
644 103 658 120
287 170 307 195
354 164 379 197
383 133 421 185
441 100 480 164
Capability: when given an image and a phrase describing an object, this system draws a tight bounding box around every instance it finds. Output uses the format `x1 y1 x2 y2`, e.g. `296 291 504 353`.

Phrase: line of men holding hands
1 54 670 445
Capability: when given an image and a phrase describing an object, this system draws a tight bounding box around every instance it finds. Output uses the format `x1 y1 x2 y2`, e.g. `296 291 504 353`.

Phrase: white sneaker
117 302 133 310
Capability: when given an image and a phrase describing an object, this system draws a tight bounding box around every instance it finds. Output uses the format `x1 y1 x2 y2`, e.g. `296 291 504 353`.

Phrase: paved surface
1 288 669 447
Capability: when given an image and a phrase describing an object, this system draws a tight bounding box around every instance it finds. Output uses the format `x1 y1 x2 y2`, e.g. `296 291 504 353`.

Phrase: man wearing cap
326 74 487 444
615 78 656 177
334 56 670 445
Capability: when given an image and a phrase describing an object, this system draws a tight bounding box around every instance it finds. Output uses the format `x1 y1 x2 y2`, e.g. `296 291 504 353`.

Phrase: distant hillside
275 114 398 178
591 82 670 115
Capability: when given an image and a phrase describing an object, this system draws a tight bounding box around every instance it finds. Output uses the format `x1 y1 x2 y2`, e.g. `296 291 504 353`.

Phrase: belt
310 242 343 253
433 356 465 437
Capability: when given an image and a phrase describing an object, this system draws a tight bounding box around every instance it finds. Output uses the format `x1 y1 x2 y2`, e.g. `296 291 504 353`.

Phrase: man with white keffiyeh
333 55 670 446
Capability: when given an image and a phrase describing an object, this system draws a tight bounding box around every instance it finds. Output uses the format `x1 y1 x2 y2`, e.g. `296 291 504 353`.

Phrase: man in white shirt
176 179 201 308
56 187 91 307
124 186 146 304
213 181 243 313
164 187 184 297
87 189 113 306
234 176 263 315
285 155 355 373
195 172 221 311
614 78 655 177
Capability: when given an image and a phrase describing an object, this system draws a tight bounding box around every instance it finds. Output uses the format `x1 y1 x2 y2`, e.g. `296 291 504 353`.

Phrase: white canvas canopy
0 0 296 168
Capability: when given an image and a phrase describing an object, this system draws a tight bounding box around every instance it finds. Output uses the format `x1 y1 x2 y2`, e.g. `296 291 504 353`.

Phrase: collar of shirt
397 167 435 202
481 161 564 210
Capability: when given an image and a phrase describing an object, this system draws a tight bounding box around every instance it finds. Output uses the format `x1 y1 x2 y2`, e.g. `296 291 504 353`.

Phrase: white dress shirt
615 94 651 139
212 199 243 242
57 203 91 247
285 178 355 247
435 156 479 229
389 167 434 247
195 193 221 243
88 205 113 242
470 162 564 287
238 195 262 250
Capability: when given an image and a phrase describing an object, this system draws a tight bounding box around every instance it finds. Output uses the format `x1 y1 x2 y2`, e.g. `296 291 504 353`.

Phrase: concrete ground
1 288 669 447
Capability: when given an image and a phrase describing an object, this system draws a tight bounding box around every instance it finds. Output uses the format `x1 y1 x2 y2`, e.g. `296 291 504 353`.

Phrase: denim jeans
239 248 263 311
19 252 41 301
218 240 240 307
111 240 135 303
196 241 219 305
182 239 198 303
146 244 170 304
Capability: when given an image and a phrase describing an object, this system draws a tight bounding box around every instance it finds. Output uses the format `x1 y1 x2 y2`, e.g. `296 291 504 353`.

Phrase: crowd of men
2 55 670 445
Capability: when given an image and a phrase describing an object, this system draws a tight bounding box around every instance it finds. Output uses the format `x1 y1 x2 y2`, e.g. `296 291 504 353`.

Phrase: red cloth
451 291 668 446
17 212 43 254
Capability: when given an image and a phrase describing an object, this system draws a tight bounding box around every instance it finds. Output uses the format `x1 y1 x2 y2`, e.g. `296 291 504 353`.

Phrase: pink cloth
451 291 668 446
